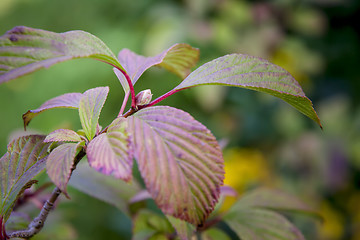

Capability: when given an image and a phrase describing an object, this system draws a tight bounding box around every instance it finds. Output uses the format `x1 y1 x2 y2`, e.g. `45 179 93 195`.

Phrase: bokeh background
1 0 359 239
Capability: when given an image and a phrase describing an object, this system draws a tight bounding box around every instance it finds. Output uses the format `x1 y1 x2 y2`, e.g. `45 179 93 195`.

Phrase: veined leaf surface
86 117 133 181
78 87 109 140
0 26 123 84
46 142 82 196
22 92 82 129
128 106 224 226
174 54 321 127
0 135 49 223
114 43 199 93
44 129 82 143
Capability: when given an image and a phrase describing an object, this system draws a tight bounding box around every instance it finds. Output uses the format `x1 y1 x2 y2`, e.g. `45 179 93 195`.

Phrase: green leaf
114 43 199 93
78 86 109 140
201 228 231 240
224 208 305 240
0 135 50 223
128 106 224 226
87 117 133 181
0 26 123 84
44 129 82 143
68 162 140 217
132 210 174 240
166 215 195 240
46 142 82 197
174 54 321 127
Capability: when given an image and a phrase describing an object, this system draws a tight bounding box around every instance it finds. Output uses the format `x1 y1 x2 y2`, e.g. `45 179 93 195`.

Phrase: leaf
68 162 140 216
0 135 50 223
22 92 82 129
46 142 82 196
0 26 124 84
166 215 195 240
78 86 109 140
235 188 318 217
114 43 199 93
128 106 224 226
44 129 82 143
202 228 231 240
132 210 174 240
86 117 133 181
174 54 321 127
224 208 305 240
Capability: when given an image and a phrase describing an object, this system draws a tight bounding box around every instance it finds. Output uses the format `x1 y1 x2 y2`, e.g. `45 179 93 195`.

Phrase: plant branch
7 149 86 239
118 91 130 117
117 68 136 109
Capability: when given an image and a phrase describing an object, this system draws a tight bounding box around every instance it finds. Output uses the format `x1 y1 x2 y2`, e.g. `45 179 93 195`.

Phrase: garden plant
0 26 321 239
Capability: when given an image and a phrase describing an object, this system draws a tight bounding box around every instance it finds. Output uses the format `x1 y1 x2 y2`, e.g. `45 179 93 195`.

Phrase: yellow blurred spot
318 201 344 240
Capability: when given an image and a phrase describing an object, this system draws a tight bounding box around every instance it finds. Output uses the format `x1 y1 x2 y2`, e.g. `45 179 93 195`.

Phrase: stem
117 68 136 109
7 149 86 239
118 91 130 117
137 88 182 110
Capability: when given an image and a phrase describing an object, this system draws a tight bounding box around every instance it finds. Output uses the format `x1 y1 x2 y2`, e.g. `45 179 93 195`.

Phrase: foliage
0 26 321 239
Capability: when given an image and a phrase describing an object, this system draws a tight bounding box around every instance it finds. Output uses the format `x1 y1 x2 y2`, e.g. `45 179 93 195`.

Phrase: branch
7 149 86 239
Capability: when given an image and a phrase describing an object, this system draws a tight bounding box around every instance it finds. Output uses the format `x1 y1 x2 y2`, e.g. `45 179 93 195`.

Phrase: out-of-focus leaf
129 190 152 204
22 92 82 129
224 208 305 240
87 117 133 181
68 162 140 216
46 142 82 197
202 228 231 240
114 43 199 93
78 87 109 140
132 210 174 240
166 215 195 240
235 188 319 217
44 129 82 143
0 135 49 223
128 106 224 226
0 26 123 84
174 54 321 127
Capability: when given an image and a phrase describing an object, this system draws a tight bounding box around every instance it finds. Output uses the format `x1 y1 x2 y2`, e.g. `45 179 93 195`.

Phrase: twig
7 149 86 239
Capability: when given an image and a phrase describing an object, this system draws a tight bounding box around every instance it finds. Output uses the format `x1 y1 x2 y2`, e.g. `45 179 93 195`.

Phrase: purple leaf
78 87 109 140
0 26 124 84
46 142 82 197
224 208 305 240
22 92 82 129
114 43 199 93
86 117 133 181
68 162 140 216
0 135 50 223
128 106 224 225
44 129 82 143
174 54 321 127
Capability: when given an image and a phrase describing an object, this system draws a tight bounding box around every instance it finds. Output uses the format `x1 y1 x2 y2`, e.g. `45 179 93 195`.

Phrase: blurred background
1 0 359 239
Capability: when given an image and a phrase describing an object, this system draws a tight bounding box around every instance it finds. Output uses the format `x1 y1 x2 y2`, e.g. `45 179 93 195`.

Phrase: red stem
137 88 183 110
117 68 136 109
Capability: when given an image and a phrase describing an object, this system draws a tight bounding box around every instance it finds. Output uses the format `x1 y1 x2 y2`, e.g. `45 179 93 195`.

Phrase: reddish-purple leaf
44 129 82 143
46 142 82 196
86 117 133 181
0 26 124 84
128 106 224 226
78 87 109 140
174 54 321 127
114 43 199 93
0 135 50 223
22 92 82 129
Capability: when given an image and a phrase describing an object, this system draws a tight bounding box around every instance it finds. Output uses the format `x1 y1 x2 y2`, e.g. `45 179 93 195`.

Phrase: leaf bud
135 89 152 106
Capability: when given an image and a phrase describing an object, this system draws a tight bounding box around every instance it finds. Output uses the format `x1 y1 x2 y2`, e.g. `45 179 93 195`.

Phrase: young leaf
44 129 82 143
224 208 305 240
0 135 50 223
128 106 224 226
22 92 82 129
166 215 195 240
0 26 124 84
86 117 133 181
46 142 82 196
201 228 231 240
68 162 140 217
114 43 199 93
173 54 321 127
78 86 109 140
